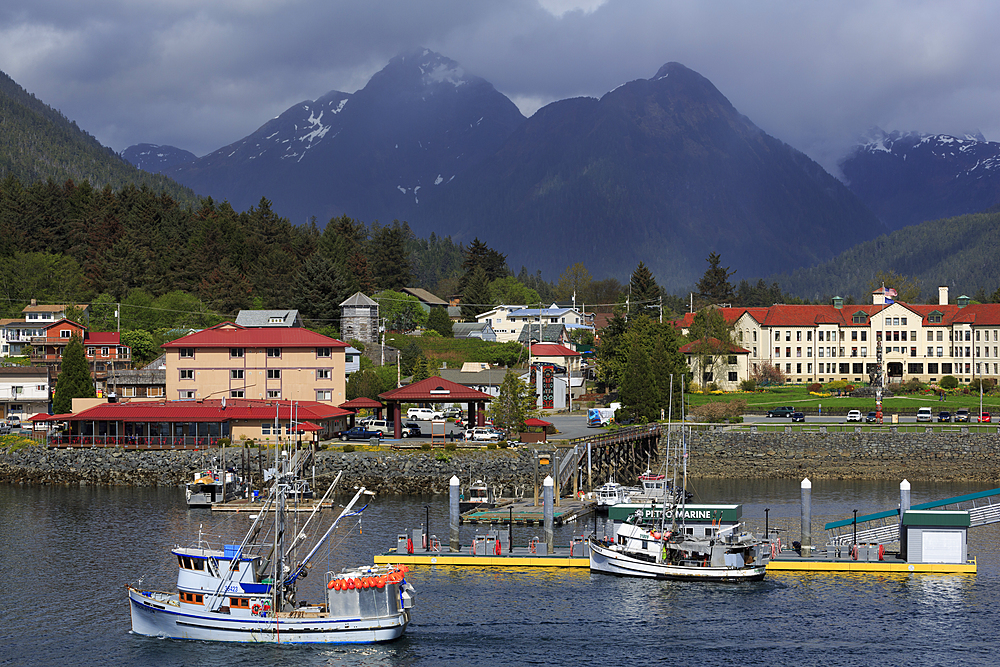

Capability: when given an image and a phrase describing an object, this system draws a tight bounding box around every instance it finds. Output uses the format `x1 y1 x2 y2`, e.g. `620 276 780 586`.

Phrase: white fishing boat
595 478 632 508
589 518 767 581
128 470 415 643
589 375 767 582
185 467 241 508
460 479 496 513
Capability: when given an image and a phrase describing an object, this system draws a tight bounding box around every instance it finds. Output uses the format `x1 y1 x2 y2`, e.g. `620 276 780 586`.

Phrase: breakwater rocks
685 430 1000 482
0 446 538 494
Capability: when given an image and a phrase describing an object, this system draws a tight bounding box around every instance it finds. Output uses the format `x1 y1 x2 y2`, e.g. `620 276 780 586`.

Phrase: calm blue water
2 479 999 666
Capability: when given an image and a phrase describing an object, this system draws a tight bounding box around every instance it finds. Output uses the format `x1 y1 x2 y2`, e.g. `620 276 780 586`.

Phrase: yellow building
163 323 347 405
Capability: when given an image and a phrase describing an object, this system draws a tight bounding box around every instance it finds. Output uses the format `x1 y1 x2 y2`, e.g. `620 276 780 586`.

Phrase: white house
1 366 50 422
477 304 590 343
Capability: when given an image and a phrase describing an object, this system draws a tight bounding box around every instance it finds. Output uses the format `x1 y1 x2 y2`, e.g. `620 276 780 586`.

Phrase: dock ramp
825 487 1000 545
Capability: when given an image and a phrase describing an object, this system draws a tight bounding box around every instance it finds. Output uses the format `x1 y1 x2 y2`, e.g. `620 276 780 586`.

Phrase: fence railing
46 434 219 450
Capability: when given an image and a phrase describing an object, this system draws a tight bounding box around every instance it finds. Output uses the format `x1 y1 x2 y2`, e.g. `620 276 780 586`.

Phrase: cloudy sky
2 0 999 173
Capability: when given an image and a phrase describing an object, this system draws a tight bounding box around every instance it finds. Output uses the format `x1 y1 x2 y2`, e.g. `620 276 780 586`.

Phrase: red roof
380 377 493 402
163 323 347 349
61 399 350 422
530 343 580 357
86 332 121 345
295 421 323 432
524 418 552 427
339 397 384 409
679 338 750 355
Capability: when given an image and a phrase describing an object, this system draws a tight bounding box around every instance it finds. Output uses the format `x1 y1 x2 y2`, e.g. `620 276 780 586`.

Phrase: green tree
89 293 119 331
346 368 387 401
53 334 95 413
411 354 430 382
120 329 158 366
488 275 540 306
460 238 508 289
461 266 492 320
685 308 736 387
427 306 453 337
368 221 412 292
866 270 921 304
292 253 349 327
373 290 427 332
400 340 423 376
619 340 658 422
488 370 536 435
696 252 736 305
480 340 525 368
629 262 660 316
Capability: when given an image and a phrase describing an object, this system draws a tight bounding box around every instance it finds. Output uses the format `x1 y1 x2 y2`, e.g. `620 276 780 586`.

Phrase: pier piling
801 478 812 555
450 475 460 551
543 475 554 553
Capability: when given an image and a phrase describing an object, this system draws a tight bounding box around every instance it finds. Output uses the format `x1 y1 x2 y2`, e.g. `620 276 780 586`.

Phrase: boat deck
209 498 337 513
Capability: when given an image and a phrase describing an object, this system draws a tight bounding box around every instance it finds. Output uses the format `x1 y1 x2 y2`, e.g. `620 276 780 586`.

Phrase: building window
807 363 812 373
852 331 858 341
179 348 194 358
728 372 738 382
316 347 331 358
267 369 281 379
785 331 791 341
231 370 244 380
230 348 245 358
180 369 194 380
230 390 244 398
775 347 780 357
727 355 737 365
60 329 71 338
261 423 271 435
928 363 939 374
267 390 281 398
901 317 907 325
861 347 867 357
101 347 109 356
796 331 801 341
267 348 281 358
316 369 331 380
785 364 791 373
316 390 332 401
937 347 943 357
87 347 95 356
119 347 129 358
180 390 195 399
786 347 791 357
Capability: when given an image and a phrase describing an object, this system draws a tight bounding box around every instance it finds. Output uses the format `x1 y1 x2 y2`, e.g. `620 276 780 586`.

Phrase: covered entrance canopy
339 396 385 426
379 377 493 439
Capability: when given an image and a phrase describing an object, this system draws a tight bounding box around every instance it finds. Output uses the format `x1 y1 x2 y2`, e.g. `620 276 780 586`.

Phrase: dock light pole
764 508 769 538
425 505 431 552
853 509 858 546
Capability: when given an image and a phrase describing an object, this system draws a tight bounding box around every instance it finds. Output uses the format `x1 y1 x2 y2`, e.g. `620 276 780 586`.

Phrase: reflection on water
3 479 1000 666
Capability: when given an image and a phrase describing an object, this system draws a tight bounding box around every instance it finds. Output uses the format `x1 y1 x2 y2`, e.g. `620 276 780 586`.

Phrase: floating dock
374 546 590 568
210 498 337 513
461 499 594 526
767 551 977 574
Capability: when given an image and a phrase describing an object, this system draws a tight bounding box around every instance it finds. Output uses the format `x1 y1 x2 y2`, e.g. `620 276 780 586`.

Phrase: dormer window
852 312 867 324
928 311 943 324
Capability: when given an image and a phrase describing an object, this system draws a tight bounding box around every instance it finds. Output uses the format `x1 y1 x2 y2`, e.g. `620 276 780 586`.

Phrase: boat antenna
659 374 672 539
284 472 343 558
286 486 375 586
680 375 688 537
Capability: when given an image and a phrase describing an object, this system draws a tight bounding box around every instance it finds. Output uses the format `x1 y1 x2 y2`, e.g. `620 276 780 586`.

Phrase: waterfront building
0 366 50 422
676 286 1000 386
162 322 347 406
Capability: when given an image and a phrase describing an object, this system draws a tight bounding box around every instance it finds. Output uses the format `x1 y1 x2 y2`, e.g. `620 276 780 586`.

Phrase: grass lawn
687 385 1000 415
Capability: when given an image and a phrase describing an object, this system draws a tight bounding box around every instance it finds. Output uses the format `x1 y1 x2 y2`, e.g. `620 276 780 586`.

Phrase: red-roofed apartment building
162 322 348 405
676 287 1000 386
28 318 130 395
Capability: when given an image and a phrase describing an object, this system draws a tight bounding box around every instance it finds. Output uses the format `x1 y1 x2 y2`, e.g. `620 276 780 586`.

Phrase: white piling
450 475 460 552
801 477 812 555
543 475 554 552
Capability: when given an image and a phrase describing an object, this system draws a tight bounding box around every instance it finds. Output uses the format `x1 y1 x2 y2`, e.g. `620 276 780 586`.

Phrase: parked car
365 419 391 435
846 410 862 422
979 412 992 424
340 426 382 441
465 427 500 442
0 423 11 435
865 411 879 423
955 409 970 423
442 407 463 419
400 422 422 438
937 411 951 422
7 416 21 428
791 412 805 422
406 407 443 421
767 407 796 418
916 407 933 422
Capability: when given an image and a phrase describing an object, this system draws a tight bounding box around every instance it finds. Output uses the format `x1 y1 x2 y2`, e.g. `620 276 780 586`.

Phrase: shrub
706 382 720 393
824 380 848 393
740 379 758 392
486 443 497 450
970 378 997 393
807 383 822 393
689 399 747 423
420 443 432 451
342 444 356 453
940 375 959 389
445 442 457 451
499 441 510 449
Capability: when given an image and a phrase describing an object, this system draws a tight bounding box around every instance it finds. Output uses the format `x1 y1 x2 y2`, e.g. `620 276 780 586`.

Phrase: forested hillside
0 70 197 204
773 210 1000 302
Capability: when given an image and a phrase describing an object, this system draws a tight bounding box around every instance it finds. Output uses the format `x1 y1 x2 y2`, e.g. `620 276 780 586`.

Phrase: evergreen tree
696 252 736 305
461 266 492 320
619 339 658 423
629 262 660 316
53 334 95 413
427 306 453 337
411 354 430 382
400 341 423 376
292 253 348 326
460 238 507 290
368 221 412 291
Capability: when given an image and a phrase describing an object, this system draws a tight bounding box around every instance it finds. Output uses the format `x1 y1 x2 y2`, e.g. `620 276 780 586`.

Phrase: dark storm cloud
2 0 999 172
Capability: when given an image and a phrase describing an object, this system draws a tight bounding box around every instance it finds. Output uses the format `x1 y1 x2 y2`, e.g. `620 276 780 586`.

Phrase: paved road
390 410 607 442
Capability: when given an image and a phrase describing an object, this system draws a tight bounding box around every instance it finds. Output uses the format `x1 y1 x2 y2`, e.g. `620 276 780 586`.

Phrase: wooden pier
209 498 337 513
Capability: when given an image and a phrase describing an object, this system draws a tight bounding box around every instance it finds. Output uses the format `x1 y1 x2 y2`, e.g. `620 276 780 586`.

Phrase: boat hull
128 588 409 644
589 541 766 582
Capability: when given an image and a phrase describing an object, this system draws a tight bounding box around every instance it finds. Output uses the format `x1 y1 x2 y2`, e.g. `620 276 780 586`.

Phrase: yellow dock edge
373 553 590 568
767 557 977 574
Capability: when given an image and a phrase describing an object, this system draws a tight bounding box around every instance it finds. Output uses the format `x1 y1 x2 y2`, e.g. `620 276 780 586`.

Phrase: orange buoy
328 580 335 590
375 576 385 588
347 578 356 589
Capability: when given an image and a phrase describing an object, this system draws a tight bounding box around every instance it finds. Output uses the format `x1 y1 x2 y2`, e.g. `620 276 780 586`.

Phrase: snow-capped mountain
839 128 1000 230
122 143 197 173
161 48 525 224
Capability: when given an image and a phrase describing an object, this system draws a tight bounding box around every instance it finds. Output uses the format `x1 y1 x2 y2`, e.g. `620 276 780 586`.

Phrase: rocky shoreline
5 428 1000 491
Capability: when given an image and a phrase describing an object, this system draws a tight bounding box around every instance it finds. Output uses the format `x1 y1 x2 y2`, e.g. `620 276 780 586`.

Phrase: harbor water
3 479 1000 666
